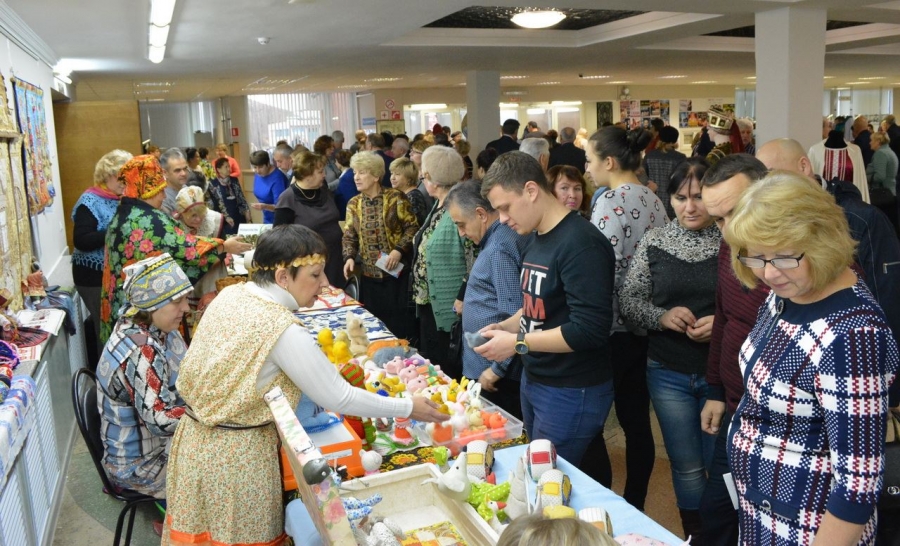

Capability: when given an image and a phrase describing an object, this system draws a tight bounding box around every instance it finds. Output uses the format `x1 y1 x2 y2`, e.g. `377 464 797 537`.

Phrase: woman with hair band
162 225 448 546
582 126 667 512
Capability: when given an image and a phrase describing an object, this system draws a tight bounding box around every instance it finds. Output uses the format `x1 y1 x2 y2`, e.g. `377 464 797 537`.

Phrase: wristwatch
514 331 529 355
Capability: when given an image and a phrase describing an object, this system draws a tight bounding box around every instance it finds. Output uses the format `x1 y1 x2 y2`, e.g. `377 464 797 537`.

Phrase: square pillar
755 7 827 151
465 71 500 156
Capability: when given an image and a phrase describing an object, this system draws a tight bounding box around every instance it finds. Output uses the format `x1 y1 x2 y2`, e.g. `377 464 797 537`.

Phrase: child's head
498 515 615 546
175 186 208 230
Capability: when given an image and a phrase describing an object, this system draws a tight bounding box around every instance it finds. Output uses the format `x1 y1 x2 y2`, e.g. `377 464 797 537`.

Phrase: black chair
345 274 360 301
71 368 160 546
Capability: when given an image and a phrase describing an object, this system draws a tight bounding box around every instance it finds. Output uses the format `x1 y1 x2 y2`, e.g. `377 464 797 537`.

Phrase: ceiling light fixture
511 10 566 29
608 81 631 84
150 0 176 26
691 80 717 84
551 101 582 106
364 77 402 83
580 75 609 80
658 75 687 79
536 81 560 85
858 76 885 80
148 0 176 64
148 45 166 64
745 76 756 80
501 75 529 80
846 82 869 85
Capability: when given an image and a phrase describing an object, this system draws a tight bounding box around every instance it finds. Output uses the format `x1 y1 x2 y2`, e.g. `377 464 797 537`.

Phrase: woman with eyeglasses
618 158 720 538
724 172 898 545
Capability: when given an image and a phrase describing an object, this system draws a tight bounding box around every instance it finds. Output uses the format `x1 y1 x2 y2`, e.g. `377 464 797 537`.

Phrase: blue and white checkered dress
729 279 898 545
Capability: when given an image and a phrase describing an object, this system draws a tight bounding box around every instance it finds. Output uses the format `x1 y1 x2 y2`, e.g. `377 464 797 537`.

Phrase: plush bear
346 310 370 356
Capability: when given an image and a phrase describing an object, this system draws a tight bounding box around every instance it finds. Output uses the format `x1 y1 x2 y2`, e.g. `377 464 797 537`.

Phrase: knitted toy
346 310 370 356
294 394 342 433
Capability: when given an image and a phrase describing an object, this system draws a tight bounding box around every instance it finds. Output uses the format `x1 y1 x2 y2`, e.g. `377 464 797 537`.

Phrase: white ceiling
9 0 900 102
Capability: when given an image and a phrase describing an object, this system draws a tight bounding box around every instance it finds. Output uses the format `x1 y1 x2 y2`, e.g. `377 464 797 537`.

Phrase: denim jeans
520 373 614 468
646 360 715 510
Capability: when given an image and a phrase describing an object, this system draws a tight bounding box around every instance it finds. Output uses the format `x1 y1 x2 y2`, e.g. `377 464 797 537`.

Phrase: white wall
0 22 68 285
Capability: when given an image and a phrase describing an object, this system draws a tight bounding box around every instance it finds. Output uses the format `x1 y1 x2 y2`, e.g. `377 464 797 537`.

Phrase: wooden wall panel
52 100 141 250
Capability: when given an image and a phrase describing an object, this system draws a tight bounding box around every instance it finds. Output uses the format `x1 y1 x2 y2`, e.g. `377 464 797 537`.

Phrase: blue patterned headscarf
120 253 192 317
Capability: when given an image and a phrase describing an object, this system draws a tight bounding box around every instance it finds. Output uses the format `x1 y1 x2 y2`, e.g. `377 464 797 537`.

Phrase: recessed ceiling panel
425 6 646 31
706 20 868 38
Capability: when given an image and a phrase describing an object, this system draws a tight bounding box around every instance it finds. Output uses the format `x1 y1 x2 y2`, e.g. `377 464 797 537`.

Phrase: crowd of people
69 110 900 546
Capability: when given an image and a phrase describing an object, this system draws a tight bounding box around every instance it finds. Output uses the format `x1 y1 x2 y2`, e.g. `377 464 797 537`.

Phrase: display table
285 296 682 545
494 446 682 544
0 297 89 546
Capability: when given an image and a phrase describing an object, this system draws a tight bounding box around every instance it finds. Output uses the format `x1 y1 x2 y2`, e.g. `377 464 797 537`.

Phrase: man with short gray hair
331 130 345 152
548 127 587 174
273 146 293 180
445 179 528 418
519 137 550 173
159 147 189 217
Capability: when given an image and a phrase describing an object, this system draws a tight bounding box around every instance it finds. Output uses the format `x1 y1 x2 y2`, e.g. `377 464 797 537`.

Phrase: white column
465 71 501 156
755 7 827 151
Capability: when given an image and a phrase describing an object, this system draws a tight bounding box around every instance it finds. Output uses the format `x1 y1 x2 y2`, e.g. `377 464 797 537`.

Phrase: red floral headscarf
120 154 167 200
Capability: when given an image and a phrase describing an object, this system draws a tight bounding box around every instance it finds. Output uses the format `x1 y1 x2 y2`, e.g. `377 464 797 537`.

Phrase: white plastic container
341 463 499 545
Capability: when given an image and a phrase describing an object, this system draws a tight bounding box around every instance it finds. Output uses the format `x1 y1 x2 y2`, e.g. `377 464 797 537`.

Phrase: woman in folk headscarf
174 185 228 310
96 253 192 497
99 155 251 343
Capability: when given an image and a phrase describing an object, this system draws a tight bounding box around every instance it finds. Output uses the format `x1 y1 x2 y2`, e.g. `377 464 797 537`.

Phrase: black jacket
484 135 519 155
548 142 587 174
825 177 900 405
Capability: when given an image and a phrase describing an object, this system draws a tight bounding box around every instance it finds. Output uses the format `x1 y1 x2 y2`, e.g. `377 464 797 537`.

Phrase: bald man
757 139 900 385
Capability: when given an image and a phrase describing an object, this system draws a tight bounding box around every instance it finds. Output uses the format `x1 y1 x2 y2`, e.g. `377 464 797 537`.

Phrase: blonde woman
725 172 897 545
71 149 132 359
342 152 419 338
389 157 428 225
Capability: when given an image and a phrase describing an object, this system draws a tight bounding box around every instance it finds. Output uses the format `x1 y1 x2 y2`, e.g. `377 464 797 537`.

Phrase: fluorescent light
536 81 560 85
557 107 579 113
527 108 546 115
658 75 687 79
499 103 519 108
580 75 609 80
149 45 166 64
858 76 885 80
501 75 528 80
608 81 631 84
408 104 447 110
511 10 566 29
149 24 169 47
364 77 402 83
150 0 176 26
551 101 582 106
745 76 757 80
691 80 717 84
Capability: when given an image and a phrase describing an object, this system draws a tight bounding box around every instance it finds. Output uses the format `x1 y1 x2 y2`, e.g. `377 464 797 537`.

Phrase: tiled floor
52 409 683 546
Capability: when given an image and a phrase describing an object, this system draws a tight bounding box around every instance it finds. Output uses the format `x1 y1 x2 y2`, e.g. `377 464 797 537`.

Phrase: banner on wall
12 78 54 215
619 99 670 130
679 98 735 128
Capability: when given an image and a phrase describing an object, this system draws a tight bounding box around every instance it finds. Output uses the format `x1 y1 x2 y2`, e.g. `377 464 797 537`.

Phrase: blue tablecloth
495 445 682 544
294 304 394 344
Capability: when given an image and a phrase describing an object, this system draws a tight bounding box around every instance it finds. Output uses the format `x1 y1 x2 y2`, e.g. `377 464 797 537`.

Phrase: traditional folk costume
99 155 223 343
163 275 413 545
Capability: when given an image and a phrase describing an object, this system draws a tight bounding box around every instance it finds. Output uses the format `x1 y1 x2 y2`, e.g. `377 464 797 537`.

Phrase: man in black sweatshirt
476 151 616 468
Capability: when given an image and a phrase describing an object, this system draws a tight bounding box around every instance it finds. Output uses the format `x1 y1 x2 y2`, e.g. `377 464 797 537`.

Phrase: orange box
282 419 364 490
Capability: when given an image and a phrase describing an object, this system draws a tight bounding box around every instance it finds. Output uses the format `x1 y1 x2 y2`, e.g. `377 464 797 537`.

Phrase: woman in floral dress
99 155 251 343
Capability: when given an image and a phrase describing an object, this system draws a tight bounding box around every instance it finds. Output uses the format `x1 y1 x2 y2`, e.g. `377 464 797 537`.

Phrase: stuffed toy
346 310 370 356
294 394 342 433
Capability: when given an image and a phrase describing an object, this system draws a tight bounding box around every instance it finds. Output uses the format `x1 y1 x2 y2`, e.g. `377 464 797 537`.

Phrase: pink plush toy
383 357 405 377
406 376 428 393
398 366 419 384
